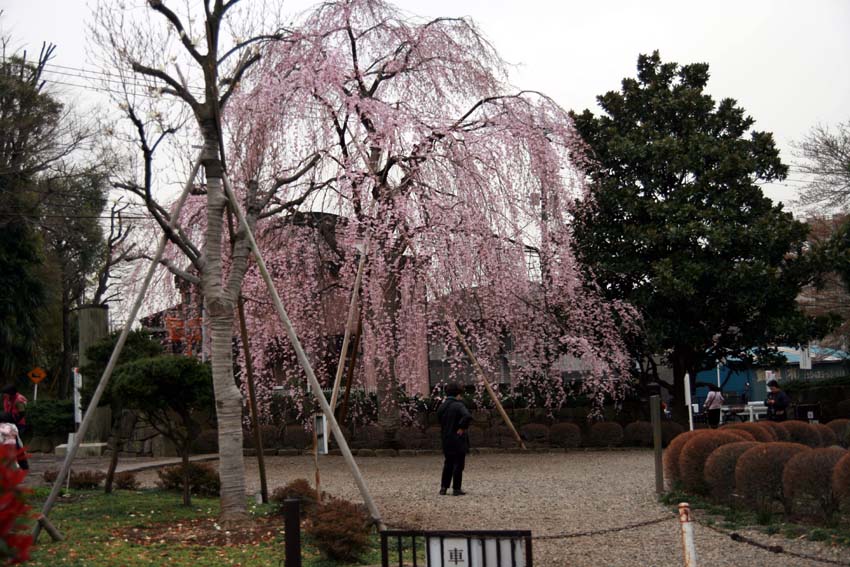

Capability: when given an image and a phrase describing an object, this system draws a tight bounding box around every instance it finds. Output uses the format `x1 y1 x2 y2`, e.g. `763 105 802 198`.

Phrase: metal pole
650 395 663 494
284 498 302 567
34 155 203 541
221 173 384 529
450 320 526 450
684 372 694 432
330 245 368 413
678 502 698 567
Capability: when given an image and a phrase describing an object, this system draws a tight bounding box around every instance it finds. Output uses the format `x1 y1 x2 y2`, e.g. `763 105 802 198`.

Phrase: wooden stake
330 246 368 413
221 174 384 529
338 321 362 425
450 320 526 450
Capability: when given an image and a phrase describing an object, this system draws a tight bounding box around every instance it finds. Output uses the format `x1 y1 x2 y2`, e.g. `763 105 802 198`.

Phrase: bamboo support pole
238 296 269 504
35 156 203 541
221 174 384 529
450 320 526 450
338 322 362 425
330 247 368 413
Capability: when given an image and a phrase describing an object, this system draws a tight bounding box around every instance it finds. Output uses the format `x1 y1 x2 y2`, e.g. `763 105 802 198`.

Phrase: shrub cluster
623 421 653 447
758 421 788 441
520 423 549 445
813 423 838 447
589 422 623 447
827 419 850 448
156 462 220 497
549 423 581 448
735 442 810 516
834 452 850 512
114 471 140 491
703 441 759 503
782 447 846 521
678 431 742 494
305 496 371 562
270 478 319 517
663 430 708 487
722 422 774 442
660 421 684 447
778 421 821 448
191 429 219 454
69 470 106 490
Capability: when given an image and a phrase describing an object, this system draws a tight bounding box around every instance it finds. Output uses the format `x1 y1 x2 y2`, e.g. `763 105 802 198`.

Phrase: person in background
765 379 789 422
436 383 472 496
1 385 28 469
0 412 20 469
705 384 724 428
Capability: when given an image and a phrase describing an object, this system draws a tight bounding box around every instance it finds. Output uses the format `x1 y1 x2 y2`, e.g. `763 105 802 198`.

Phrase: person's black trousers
707 408 721 429
441 452 465 490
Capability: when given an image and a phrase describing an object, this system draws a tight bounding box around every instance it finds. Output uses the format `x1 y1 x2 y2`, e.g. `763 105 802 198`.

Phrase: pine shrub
270 478 319 517
826 419 850 448
813 423 838 447
704 442 759 503
663 430 709 487
660 421 684 447
777 421 821 448
156 462 220 497
623 421 653 447
589 422 623 447
549 423 581 448
678 430 743 494
305 497 371 562
833 452 850 512
722 422 774 442
114 471 140 491
782 447 846 521
735 442 810 516
191 429 219 454
519 423 549 445
69 470 106 490
757 421 788 441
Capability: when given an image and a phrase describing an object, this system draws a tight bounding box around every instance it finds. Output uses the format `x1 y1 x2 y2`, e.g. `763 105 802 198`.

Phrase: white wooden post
684 372 694 431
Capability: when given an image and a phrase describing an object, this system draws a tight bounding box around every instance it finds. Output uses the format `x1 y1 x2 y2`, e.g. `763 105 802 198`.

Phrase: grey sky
2 0 849 207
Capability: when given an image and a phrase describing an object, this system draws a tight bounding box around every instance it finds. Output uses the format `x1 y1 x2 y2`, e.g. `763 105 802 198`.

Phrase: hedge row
663 419 850 522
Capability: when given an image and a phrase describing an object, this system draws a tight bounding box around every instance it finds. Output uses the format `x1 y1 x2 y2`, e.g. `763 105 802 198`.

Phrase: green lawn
26 488 383 567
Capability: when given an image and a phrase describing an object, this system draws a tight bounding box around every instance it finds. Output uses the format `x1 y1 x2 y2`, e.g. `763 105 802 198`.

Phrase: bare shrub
783 447 846 521
623 421 653 447
549 423 581 448
777 421 821 447
114 471 140 491
704 442 759 503
589 422 623 447
156 462 220 497
679 430 743 494
735 442 811 516
826 419 850 448
69 470 106 490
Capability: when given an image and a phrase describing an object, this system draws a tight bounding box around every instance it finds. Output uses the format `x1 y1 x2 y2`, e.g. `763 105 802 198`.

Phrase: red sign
28 367 47 384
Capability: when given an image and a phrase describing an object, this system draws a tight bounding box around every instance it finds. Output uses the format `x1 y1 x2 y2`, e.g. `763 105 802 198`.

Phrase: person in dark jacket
766 379 789 422
436 383 472 496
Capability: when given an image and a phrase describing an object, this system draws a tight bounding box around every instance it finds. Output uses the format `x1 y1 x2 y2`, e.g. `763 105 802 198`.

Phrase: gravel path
38 451 848 566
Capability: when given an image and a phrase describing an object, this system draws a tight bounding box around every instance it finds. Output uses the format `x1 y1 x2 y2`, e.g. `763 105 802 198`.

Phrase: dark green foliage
80 330 164 409
69 470 106 490
27 399 74 438
270 478 319 517
549 423 582 448
588 422 623 447
113 471 140 491
156 462 220 497
570 51 831 419
305 496 371 562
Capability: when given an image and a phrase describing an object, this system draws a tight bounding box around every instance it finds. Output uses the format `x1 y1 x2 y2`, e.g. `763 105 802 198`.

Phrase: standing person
1 385 28 469
0 412 20 469
436 383 472 496
765 379 789 422
704 385 724 428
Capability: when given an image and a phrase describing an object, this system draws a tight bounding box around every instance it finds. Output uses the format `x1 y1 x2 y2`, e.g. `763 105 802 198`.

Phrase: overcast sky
2 0 849 208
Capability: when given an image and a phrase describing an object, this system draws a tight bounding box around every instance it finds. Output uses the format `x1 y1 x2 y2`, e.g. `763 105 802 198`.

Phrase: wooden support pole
651 394 664 494
330 246 368 413
238 295 269 504
449 320 526 450
37 516 62 542
338 321 362 426
221 174 384 529
34 156 203 542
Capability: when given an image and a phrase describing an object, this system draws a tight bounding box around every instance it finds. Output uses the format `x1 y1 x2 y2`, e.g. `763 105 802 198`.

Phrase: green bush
704 441 759 503
26 399 74 438
735 442 810 516
270 478 319 517
305 496 371 562
156 462 220 497
623 421 653 447
678 430 743 494
549 423 581 448
588 422 623 447
782 447 846 521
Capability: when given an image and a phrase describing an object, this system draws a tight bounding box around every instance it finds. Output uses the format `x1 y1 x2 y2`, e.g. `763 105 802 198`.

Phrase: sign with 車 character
381 530 531 567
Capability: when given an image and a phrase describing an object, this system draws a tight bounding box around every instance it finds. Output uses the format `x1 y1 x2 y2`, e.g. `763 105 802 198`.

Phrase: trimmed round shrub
721 428 756 442
663 430 710 487
735 442 811 516
305 496 371 562
826 419 850 448
778 421 821 447
661 421 684 447
114 471 140 491
271 478 319 517
424 426 442 449
352 425 386 449
704 442 759 503
156 462 220 497
757 421 788 441
191 429 219 454
783 447 847 521
397 427 430 450
837 399 850 418
244 424 282 449
833 452 850 512
283 424 311 450
679 430 743 494
520 423 549 445
589 422 623 447
623 421 653 447
813 423 839 447
722 422 774 442
549 423 581 448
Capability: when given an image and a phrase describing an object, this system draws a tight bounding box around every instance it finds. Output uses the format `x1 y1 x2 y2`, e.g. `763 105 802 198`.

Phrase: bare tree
793 120 850 213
